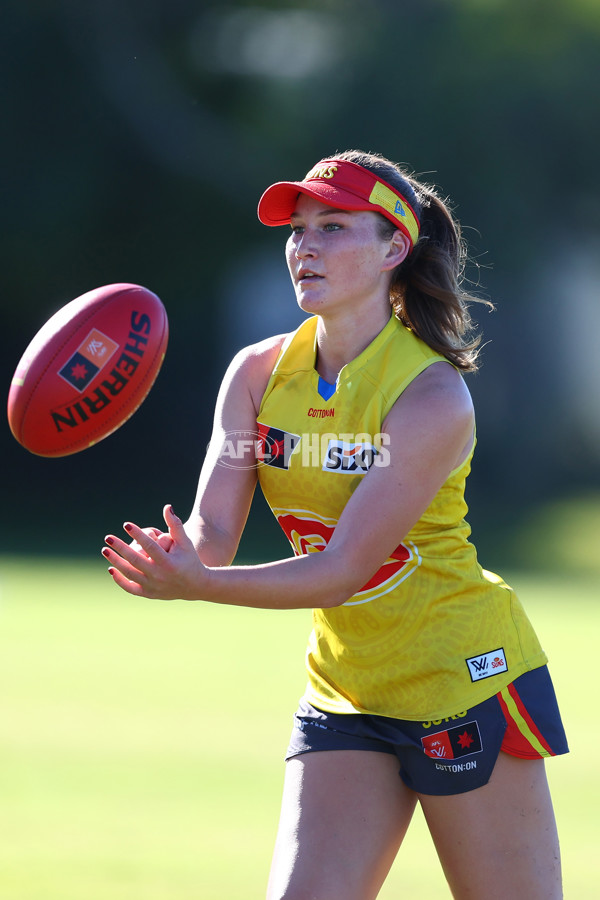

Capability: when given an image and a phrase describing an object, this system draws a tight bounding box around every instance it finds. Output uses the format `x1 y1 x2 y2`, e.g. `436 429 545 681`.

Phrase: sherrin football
7 283 169 457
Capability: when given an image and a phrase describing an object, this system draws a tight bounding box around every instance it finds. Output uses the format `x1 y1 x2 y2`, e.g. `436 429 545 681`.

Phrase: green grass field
0 556 597 898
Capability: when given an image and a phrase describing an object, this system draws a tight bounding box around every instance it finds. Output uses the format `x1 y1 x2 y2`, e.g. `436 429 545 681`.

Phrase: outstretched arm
105 333 284 568
103 362 475 609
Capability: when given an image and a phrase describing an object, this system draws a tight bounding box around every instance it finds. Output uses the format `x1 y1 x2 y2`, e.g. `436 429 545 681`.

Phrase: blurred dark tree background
2 0 599 569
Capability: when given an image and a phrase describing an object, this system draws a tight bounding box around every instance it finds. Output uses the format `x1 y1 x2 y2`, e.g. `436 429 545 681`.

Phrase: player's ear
382 230 410 271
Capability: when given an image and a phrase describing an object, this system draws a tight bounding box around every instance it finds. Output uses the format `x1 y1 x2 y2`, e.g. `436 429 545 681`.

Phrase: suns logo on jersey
273 507 421 605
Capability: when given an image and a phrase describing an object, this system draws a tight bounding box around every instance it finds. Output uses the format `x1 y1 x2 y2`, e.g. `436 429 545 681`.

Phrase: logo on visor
305 164 338 181
394 200 406 217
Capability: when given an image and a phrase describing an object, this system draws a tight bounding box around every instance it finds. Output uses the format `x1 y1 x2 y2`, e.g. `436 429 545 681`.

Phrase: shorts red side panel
499 678 559 759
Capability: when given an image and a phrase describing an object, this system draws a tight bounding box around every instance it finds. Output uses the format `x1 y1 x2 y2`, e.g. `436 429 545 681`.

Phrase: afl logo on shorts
421 721 483 760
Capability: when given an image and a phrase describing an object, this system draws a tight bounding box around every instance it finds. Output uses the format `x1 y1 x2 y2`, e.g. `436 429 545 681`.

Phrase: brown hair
331 150 492 372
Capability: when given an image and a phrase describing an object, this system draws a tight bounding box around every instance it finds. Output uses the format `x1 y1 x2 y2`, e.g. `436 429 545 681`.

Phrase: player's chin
295 289 327 314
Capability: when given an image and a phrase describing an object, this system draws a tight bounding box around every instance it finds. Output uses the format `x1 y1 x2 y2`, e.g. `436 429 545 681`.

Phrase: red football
7 283 169 457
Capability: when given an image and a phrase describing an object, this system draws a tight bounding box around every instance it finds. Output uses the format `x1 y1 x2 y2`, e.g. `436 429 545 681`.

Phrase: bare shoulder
230 333 287 384
383 361 475 468
222 333 288 412
400 361 474 419
234 333 288 371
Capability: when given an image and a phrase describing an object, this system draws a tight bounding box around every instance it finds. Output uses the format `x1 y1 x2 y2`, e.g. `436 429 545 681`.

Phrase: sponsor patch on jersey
256 422 300 469
421 720 483 760
465 648 508 682
307 407 335 419
322 439 378 473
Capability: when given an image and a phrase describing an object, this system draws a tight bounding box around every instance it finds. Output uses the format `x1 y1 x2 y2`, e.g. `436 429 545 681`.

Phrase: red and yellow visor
257 159 420 249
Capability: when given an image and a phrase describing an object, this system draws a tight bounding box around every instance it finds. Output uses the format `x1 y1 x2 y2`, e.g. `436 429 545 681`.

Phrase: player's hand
129 526 174 557
102 505 206 600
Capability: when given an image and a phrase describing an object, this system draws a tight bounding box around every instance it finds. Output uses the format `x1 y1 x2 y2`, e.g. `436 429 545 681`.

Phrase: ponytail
332 151 492 372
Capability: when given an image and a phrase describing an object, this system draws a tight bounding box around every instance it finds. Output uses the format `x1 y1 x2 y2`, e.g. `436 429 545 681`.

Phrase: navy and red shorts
285 666 568 796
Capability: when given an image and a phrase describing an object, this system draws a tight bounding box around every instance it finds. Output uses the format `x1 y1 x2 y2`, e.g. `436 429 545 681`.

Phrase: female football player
103 150 568 899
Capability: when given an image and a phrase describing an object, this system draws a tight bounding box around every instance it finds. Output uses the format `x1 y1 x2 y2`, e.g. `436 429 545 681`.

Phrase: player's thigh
267 749 417 900
418 752 562 900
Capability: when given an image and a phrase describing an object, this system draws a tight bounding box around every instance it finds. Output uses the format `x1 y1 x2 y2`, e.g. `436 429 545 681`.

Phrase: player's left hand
103 504 206 600
129 526 174 557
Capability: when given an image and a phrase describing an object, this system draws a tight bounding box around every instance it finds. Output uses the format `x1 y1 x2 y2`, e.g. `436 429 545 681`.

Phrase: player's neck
314 305 391 383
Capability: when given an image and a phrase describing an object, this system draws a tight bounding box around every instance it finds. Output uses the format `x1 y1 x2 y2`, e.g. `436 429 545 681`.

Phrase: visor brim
257 181 375 227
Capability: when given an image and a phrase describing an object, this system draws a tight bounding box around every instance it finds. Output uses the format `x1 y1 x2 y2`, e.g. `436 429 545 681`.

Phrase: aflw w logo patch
466 648 508 682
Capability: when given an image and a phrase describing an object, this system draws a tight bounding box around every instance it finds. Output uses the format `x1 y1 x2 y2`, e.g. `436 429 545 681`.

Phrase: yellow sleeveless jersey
256 314 547 721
